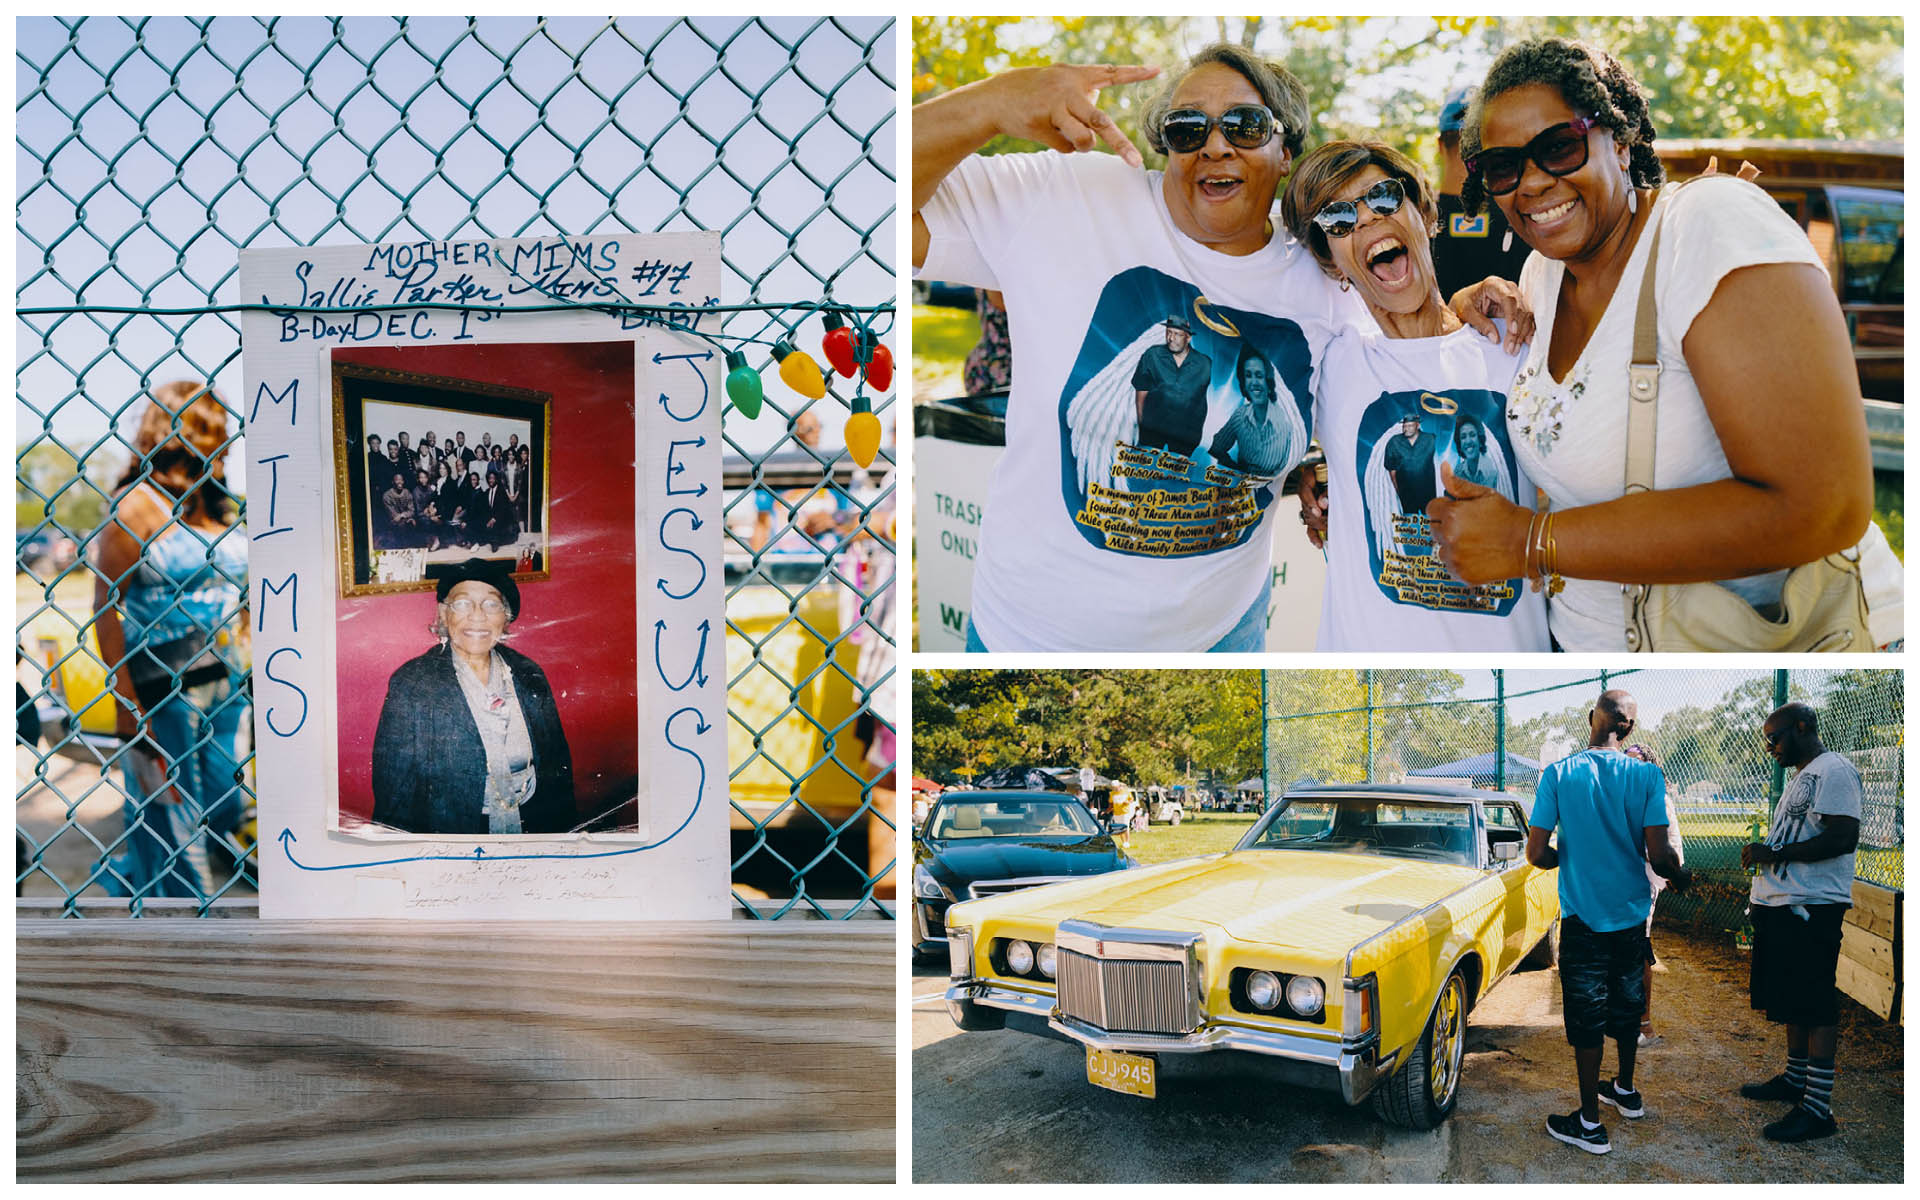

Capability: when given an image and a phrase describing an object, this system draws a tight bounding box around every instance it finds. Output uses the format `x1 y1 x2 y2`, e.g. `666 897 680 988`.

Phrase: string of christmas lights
23 289 896 468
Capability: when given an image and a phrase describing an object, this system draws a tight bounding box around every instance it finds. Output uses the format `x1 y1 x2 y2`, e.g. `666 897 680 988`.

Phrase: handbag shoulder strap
1623 185 1680 495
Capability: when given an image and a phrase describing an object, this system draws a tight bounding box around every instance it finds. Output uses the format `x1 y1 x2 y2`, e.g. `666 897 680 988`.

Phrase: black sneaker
1740 1073 1805 1103
1764 1106 1838 1143
1598 1078 1645 1119
1546 1110 1611 1155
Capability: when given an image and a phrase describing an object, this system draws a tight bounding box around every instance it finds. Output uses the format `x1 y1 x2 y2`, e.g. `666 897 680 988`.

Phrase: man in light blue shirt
1527 689 1690 1155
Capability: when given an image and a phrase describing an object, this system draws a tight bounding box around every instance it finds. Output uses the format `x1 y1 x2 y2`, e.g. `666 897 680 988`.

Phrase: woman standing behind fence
92 381 250 901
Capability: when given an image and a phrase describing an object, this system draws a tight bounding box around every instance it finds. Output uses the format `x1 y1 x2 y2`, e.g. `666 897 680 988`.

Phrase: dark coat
370 642 576 835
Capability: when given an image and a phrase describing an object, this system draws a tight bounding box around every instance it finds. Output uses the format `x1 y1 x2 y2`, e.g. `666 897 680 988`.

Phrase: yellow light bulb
844 401 882 469
773 339 826 400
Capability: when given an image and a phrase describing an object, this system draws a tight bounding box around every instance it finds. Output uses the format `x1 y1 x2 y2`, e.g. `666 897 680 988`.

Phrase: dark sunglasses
1160 104 1277 154
1311 177 1406 238
1466 115 1601 196
1763 728 1787 749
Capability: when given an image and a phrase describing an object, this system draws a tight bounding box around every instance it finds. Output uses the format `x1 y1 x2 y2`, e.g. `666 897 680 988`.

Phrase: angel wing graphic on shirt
1064 323 1165 495
1362 434 1402 565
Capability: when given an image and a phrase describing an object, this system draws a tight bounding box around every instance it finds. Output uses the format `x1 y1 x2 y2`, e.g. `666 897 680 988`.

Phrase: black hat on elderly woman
435 557 521 620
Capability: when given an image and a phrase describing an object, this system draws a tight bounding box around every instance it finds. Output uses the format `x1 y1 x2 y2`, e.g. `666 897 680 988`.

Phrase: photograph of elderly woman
910 16 1903 654
330 340 641 835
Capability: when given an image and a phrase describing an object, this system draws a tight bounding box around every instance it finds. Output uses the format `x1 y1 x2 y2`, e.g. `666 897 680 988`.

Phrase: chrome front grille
1056 948 1198 1034
967 875 1075 900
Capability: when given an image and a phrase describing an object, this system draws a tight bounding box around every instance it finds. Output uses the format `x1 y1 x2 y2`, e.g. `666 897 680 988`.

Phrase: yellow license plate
1085 1046 1156 1098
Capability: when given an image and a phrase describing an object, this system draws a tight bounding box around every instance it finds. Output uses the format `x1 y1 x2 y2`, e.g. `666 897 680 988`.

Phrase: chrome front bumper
945 978 1398 1106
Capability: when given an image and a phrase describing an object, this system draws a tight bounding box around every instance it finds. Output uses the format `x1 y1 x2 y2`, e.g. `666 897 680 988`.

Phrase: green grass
1872 469 1902 559
910 303 980 406
913 302 980 364
1122 813 1259 866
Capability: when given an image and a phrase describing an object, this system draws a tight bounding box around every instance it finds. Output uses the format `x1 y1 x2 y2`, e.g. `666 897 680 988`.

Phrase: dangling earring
1338 278 1350 292
1501 229 1513 253
1627 187 1638 215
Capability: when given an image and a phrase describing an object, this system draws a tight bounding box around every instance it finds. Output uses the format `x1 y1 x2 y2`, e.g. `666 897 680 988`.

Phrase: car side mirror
1490 840 1521 863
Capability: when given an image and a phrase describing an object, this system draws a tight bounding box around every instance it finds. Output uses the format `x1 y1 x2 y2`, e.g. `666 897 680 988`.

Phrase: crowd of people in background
364 428 540 552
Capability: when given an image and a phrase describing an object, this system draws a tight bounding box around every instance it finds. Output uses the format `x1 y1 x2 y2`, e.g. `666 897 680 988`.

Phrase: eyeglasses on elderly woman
1159 103 1278 154
1466 115 1601 196
1310 176 1406 238
445 595 508 616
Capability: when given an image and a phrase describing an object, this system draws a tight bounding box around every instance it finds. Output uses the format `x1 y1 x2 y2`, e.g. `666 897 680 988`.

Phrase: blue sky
16 16 897 488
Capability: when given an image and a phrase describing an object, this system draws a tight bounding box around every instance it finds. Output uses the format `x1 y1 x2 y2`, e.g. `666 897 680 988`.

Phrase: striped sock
1785 1051 1809 1092
1803 1057 1835 1119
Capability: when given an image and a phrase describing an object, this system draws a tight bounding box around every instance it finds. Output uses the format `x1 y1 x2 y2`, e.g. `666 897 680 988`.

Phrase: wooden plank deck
17 920 895 1182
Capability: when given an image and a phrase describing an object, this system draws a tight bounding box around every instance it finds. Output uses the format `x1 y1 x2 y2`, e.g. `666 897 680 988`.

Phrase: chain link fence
1263 668 1903 934
16 16 897 917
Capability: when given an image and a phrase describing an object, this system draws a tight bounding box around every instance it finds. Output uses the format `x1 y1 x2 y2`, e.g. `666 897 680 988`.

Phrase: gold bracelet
1542 511 1565 596
1523 509 1544 590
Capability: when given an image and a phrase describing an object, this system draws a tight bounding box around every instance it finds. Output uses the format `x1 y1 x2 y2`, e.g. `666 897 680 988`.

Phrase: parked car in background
912 789 1136 963
1659 139 1903 468
941 782 1558 1129
1143 786 1185 825
18 614 120 762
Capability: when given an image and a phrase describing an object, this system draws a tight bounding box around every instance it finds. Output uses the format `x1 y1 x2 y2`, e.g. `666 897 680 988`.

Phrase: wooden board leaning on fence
1838 879 1902 1023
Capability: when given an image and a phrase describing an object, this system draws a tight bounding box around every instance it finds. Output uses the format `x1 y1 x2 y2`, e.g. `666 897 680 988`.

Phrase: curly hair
1140 43 1309 161
114 379 238 521
1280 141 1438 282
1458 37 1664 214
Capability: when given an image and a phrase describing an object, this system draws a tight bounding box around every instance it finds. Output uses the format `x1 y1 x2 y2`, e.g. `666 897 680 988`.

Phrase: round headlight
1037 943 1057 979
1246 970 1282 1010
1004 939 1035 976
1286 975 1326 1017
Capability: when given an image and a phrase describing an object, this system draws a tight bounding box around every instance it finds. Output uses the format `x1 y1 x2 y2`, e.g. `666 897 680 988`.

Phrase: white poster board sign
239 233 728 919
913 435 1324 650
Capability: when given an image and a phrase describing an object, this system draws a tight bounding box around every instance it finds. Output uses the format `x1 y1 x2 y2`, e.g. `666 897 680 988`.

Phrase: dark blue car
912 789 1134 962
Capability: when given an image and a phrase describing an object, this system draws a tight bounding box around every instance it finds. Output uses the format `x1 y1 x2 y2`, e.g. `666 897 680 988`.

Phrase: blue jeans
965 575 1272 653
107 676 248 902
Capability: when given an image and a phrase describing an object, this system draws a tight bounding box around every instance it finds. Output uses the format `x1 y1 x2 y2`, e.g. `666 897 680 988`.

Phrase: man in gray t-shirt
1737 701 1862 1144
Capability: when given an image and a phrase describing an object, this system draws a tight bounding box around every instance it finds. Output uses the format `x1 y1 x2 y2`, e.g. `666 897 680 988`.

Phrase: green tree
1496 16 1904 142
911 17 1187 163
16 439 118 542
913 16 1903 182
1814 669 1905 754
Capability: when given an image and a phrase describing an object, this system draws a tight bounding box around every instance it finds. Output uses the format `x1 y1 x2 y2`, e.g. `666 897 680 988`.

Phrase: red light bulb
863 341 894 393
820 311 857 379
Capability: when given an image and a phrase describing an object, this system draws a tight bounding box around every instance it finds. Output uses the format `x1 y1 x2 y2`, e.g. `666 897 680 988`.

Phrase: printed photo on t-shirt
1057 265 1314 559
1355 385 1523 616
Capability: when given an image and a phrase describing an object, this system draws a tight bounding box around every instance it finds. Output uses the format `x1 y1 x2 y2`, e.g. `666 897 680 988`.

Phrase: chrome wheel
1428 973 1466 1109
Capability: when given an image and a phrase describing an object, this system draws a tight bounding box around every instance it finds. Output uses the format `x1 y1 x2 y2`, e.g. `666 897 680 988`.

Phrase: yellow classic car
942 782 1559 1128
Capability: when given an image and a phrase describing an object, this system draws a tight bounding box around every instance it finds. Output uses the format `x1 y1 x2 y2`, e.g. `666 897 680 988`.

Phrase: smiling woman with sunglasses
910 43 1530 653
1427 37 1895 652
1281 141 1549 651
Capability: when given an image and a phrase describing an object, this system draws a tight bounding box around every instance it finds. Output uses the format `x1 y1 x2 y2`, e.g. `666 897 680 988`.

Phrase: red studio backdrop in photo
330 340 641 830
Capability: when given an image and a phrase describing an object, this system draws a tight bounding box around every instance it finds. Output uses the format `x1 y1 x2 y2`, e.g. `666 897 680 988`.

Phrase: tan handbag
1621 187 1871 653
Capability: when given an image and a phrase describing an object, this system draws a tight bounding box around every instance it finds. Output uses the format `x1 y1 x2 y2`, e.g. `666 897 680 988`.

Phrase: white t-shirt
1505 177 1829 651
1314 325 1549 651
1751 750 1863 908
917 151 1360 651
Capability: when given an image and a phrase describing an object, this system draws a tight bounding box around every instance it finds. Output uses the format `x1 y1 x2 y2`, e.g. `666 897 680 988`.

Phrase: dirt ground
911 928 1904 1183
